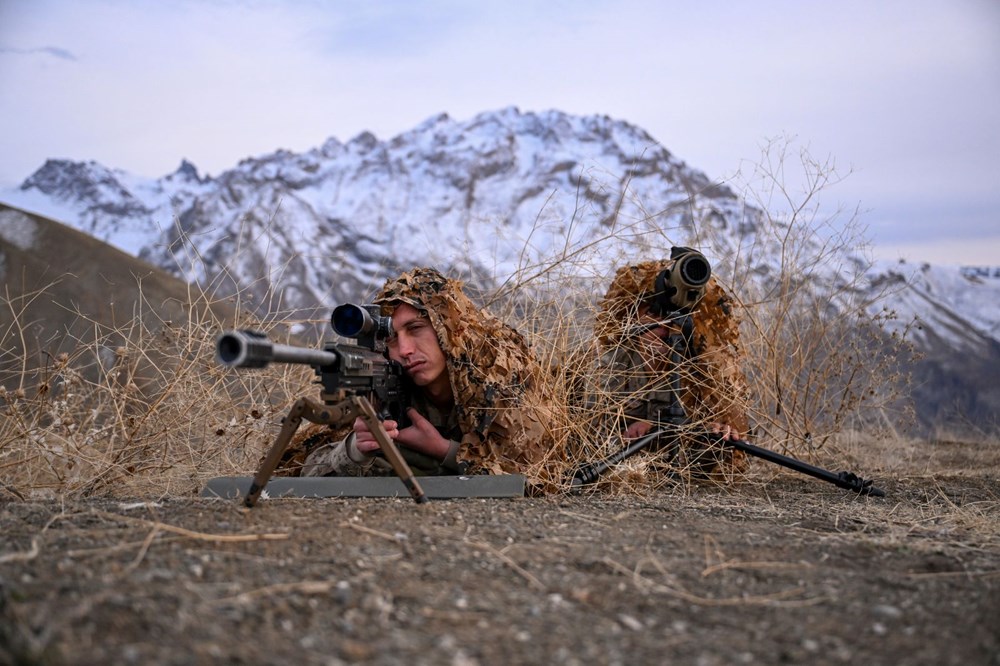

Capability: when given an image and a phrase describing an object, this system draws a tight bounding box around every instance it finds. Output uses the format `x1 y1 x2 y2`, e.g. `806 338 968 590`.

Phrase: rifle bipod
570 428 886 497
244 395 427 507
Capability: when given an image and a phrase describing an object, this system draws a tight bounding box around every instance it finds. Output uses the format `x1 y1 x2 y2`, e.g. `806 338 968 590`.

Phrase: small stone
873 604 902 619
618 614 643 631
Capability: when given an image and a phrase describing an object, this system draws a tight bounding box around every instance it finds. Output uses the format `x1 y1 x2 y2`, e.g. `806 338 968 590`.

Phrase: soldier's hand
353 416 400 454
394 408 450 460
625 420 653 440
709 422 740 441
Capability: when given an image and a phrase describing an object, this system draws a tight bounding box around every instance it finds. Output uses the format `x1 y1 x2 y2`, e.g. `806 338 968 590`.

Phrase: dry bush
0 279 312 500
707 138 919 456
1 139 921 499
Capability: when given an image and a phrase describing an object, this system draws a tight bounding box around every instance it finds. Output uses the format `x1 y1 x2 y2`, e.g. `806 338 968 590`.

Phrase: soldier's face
636 303 673 356
387 303 449 391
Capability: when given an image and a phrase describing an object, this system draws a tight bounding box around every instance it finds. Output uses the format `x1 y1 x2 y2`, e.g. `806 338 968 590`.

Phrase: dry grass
0 139 974 501
0 280 318 499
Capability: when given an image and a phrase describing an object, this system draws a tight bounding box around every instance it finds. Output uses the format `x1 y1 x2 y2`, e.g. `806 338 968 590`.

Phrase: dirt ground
2 440 998 666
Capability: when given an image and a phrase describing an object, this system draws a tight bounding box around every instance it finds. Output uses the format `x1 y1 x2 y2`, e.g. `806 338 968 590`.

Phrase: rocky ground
2 440 998 665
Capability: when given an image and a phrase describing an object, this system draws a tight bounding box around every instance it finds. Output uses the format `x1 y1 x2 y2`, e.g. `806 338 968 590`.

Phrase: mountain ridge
3 107 998 434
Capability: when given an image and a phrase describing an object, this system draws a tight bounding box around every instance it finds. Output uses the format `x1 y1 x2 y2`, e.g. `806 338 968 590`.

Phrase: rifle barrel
216 329 339 369
570 430 663 485
571 429 886 497
727 438 885 497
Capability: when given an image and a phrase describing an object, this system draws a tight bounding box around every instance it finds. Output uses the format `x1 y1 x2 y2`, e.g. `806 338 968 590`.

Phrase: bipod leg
352 396 428 504
244 397 355 507
725 438 886 497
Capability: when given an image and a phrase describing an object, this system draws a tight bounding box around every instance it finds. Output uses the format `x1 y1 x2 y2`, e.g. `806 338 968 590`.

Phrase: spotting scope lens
677 253 711 286
650 247 713 315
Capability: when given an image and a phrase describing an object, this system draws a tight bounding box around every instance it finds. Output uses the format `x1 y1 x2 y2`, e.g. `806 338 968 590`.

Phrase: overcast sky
1 0 997 266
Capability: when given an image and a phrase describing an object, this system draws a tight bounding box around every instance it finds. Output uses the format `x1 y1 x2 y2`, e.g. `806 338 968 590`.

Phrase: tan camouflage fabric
595 260 751 479
374 267 566 489
272 422 352 477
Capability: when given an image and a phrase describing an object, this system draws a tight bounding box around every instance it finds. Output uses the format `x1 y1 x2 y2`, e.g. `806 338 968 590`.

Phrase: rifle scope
651 247 712 315
331 303 393 343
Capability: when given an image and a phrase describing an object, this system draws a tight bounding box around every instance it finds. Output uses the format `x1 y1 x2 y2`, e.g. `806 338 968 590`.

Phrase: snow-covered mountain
868 260 1000 433
3 107 999 433
6 109 741 308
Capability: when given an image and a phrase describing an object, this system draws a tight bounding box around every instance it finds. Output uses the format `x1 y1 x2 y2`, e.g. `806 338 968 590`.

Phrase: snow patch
0 208 38 250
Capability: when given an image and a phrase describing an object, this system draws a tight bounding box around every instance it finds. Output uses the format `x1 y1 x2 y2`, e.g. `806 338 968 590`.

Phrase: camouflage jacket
374 268 566 488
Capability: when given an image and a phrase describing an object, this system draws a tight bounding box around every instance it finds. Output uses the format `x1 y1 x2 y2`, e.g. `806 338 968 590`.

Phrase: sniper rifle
216 303 427 506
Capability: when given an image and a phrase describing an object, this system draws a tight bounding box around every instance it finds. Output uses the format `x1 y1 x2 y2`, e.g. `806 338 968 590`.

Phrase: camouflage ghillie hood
597 261 731 347
374 268 563 484
596 260 751 473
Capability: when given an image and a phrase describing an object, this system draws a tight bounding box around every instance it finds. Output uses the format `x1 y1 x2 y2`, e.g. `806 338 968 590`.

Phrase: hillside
2 108 747 309
0 202 239 393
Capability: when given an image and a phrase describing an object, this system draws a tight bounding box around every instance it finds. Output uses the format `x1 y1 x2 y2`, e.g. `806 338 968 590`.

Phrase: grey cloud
0 46 77 61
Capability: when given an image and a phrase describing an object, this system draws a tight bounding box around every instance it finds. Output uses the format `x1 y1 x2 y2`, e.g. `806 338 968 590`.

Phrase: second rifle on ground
571 247 885 497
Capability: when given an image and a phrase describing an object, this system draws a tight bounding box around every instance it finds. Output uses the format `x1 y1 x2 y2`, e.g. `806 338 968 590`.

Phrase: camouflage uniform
301 268 565 490
591 260 751 480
